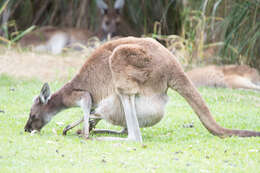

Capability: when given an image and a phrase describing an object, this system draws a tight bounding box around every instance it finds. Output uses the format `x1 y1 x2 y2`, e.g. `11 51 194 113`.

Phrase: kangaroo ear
96 0 108 14
114 0 125 10
39 83 51 104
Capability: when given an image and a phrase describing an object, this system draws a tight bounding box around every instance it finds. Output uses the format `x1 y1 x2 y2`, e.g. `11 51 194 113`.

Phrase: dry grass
0 45 97 82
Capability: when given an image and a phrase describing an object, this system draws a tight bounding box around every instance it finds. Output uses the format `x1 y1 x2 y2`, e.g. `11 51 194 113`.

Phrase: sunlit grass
0 75 259 172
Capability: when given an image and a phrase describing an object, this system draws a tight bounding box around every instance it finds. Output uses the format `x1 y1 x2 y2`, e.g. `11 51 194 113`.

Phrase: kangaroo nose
24 125 32 133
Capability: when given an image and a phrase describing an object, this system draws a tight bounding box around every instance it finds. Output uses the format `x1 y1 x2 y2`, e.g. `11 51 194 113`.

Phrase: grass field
0 74 259 173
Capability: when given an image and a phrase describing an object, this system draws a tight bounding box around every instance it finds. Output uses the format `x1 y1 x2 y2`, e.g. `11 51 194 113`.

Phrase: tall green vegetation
182 0 260 69
218 0 260 69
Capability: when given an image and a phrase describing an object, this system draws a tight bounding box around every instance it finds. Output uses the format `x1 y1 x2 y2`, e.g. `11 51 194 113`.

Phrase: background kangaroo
18 0 126 54
187 65 260 91
96 0 135 39
19 26 95 54
24 37 260 142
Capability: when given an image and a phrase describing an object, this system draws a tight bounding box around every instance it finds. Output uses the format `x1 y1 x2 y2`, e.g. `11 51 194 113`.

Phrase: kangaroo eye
30 114 36 120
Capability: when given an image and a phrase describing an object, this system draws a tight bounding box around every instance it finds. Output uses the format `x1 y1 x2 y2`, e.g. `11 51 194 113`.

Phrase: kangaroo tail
168 63 260 137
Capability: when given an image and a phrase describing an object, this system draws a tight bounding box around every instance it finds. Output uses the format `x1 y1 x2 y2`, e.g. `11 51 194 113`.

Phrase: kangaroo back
19 26 94 54
19 26 63 46
186 66 227 87
222 65 260 85
187 65 260 90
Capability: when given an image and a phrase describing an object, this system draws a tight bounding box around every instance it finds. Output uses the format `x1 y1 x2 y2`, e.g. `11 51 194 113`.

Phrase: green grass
0 74 259 173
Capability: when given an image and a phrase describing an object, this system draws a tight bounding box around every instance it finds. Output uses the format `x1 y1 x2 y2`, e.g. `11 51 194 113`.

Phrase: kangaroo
18 26 95 54
96 0 136 39
18 0 128 54
24 37 260 142
187 65 260 91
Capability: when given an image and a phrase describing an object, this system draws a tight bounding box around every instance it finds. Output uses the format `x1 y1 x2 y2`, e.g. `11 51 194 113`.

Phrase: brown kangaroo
18 0 127 54
96 0 135 39
24 37 260 142
19 26 95 54
187 65 260 91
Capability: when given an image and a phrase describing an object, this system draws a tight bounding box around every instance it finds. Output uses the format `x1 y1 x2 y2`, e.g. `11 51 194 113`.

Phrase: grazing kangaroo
19 26 95 54
24 37 260 142
187 65 260 91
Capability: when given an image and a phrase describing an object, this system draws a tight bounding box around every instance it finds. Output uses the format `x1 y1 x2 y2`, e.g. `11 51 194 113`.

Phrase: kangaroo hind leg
96 44 153 142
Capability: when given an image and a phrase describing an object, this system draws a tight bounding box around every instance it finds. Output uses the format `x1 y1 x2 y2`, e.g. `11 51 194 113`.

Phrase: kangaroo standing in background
187 65 260 91
24 37 260 142
96 0 135 39
18 0 127 54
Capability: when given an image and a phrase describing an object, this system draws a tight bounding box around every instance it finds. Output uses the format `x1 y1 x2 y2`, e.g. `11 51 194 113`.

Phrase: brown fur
19 26 61 46
19 26 94 53
24 37 260 139
187 65 260 91
97 7 136 39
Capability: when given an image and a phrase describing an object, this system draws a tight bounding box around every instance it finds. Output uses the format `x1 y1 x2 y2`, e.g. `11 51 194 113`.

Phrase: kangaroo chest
94 94 169 128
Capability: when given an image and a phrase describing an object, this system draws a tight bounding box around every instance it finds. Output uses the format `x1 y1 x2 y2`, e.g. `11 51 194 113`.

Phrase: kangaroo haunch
24 37 260 142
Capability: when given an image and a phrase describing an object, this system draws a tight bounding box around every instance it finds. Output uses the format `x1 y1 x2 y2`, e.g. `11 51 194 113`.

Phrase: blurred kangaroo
18 0 129 54
187 65 260 91
24 37 260 143
19 26 94 54
96 0 136 39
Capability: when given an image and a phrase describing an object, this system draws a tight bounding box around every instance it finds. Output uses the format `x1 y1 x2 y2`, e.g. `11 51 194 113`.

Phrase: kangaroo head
96 0 125 37
24 83 53 132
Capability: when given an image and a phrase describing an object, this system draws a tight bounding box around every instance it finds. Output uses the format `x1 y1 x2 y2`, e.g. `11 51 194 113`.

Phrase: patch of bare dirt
0 46 95 82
